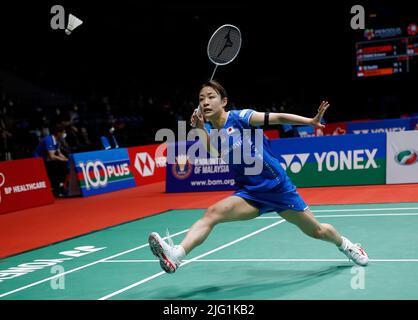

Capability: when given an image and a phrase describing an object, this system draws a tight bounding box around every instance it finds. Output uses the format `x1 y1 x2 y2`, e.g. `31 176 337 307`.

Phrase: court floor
1 202 418 300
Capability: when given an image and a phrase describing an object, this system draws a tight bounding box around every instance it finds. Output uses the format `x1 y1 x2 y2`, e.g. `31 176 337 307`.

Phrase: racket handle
190 107 202 128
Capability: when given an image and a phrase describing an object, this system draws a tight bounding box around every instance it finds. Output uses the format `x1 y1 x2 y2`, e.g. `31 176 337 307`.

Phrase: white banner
386 131 418 184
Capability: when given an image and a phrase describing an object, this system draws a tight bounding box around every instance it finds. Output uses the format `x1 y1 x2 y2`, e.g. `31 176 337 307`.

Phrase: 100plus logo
78 161 130 190
280 149 379 173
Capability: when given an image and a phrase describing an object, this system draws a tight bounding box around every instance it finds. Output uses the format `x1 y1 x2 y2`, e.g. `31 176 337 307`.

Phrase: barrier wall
410 117 418 130
386 131 418 184
166 132 390 192
166 141 235 193
127 143 167 186
347 118 410 135
3 130 413 204
299 116 416 138
270 133 386 187
0 158 54 214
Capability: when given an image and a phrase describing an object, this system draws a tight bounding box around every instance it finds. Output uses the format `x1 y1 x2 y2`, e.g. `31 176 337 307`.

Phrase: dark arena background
0 0 417 315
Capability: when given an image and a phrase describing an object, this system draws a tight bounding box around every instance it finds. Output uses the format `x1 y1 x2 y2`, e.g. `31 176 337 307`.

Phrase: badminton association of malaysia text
163 303 255 317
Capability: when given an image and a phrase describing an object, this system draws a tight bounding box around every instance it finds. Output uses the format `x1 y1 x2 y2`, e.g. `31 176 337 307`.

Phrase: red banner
0 158 54 215
316 122 347 136
264 129 280 140
128 144 167 186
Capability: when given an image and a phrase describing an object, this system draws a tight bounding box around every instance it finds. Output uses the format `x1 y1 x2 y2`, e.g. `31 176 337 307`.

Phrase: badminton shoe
339 236 369 266
148 232 182 274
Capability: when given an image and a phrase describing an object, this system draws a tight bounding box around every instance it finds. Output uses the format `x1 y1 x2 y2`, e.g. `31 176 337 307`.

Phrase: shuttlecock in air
65 14 83 35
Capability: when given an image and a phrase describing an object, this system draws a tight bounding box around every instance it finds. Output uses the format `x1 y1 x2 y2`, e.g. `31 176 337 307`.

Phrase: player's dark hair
200 80 228 100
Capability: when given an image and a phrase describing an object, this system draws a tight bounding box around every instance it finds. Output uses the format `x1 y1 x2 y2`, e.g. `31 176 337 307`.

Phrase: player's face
199 86 227 119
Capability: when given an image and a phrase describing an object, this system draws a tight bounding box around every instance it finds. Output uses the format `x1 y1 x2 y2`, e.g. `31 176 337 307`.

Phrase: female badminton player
149 80 368 273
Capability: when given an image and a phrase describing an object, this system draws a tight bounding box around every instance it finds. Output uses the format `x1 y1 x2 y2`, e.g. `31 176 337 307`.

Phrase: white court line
102 259 418 263
256 212 418 219
0 229 189 299
97 219 287 300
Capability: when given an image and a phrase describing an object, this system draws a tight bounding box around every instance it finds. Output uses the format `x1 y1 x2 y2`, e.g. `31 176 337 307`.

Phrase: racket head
207 24 241 66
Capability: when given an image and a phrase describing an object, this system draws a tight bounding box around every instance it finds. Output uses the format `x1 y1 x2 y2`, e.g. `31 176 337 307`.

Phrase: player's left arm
249 101 330 128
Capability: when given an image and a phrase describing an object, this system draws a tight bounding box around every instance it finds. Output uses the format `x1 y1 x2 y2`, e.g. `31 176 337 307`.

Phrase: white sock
338 236 349 250
173 245 186 261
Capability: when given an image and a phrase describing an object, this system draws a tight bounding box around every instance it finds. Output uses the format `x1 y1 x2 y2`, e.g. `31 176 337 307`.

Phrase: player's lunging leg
279 209 368 266
148 196 259 273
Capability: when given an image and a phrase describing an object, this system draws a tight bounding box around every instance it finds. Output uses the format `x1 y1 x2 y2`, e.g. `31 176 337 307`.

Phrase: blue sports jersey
33 135 60 161
204 109 308 213
205 109 288 192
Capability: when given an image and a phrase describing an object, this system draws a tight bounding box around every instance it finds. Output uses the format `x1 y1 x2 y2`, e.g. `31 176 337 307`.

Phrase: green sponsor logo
79 161 133 190
280 149 385 186
395 149 418 165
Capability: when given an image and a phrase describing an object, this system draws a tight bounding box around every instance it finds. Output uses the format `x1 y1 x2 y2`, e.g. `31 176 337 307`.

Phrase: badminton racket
191 24 242 127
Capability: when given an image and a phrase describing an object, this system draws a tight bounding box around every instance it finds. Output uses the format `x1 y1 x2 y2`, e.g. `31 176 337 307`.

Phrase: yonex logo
315 149 378 172
280 153 310 173
353 128 406 134
353 129 370 134
280 149 378 173
134 152 155 177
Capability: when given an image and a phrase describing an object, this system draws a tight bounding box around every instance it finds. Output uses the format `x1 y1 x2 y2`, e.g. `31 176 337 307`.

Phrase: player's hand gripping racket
191 24 242 127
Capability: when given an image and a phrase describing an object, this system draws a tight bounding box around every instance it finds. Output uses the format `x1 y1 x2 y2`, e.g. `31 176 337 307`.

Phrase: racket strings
208 27 241 65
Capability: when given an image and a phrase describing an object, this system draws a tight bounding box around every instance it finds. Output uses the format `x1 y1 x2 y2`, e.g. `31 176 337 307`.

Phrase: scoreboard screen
356 24 418 77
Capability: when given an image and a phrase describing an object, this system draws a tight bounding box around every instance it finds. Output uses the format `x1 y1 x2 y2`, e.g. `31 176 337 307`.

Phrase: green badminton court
1 202 418 300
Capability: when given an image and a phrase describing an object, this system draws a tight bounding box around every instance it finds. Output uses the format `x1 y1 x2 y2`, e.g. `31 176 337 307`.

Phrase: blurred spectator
69 104 80 124
0 112 12 160
100 123 120 149
29 106 50 138
0 98 15 160
33 124 69 197
14 117 37 159
53 109 95 154
64 123 95 153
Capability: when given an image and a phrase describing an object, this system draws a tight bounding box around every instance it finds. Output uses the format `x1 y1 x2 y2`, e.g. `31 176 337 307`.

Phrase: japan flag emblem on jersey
226 126 235 134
